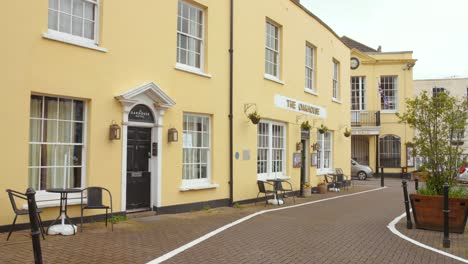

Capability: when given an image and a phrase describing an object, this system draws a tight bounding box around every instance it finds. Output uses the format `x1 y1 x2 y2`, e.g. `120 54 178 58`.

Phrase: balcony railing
351 110 380 127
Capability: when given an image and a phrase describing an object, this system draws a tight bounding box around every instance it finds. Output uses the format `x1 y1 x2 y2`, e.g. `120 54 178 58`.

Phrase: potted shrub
248 111 261 125
301 121 312 131
344 128 352 137
302 183 311 197
317 180 327 194
317 124 328 134
398 91 468 233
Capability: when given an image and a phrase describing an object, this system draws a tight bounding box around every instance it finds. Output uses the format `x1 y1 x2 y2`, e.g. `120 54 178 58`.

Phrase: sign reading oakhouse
129 104 154 123
274 95 326 118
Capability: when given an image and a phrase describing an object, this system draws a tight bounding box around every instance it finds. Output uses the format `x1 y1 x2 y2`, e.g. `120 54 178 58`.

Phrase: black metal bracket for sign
152 142 158 156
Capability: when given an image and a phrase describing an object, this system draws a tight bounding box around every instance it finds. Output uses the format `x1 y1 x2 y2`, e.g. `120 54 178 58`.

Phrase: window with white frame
265 21 280 78
182 114 210 185
317 131 332 174
332 60 340 100
305 44 315 93
29 95 85 190
432 87 445 97
351 76 366 111
379 135 401 168
177 1 204 69
48 0 99 42
380 76 398 111
257 121 286 179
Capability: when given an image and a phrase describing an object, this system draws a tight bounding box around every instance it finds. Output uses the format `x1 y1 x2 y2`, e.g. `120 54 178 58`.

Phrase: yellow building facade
342 37 416 177
0 0 351 227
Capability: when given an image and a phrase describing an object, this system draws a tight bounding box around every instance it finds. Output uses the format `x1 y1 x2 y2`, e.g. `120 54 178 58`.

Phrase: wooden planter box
317 185 327 194
410 193 468 233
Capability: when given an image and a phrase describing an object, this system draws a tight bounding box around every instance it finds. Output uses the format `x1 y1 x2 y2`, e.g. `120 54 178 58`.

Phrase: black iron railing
351 110 381 127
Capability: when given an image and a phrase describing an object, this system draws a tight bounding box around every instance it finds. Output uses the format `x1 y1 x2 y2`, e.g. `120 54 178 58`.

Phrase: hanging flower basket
301 121 312 130
318 124 328 134
248 111 261 125
344 128 352 137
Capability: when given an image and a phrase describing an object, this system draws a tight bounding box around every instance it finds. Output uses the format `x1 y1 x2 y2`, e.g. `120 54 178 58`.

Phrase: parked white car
351 159 374 180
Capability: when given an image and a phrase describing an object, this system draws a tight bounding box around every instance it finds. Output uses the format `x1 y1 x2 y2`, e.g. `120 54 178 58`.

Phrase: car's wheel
357 171 367 180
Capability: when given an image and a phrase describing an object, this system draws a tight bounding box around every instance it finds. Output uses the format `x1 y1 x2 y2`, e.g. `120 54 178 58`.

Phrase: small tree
397 91 468 195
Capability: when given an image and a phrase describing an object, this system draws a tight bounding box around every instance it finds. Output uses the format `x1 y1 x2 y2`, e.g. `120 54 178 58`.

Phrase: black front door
126 127 152 210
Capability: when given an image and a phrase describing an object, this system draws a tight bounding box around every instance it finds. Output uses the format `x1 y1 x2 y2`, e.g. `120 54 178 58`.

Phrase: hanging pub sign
301 129 310 140
129 104 154 123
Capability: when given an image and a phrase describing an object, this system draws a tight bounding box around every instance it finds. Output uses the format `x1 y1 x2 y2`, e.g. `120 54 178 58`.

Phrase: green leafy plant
417 186 468 198
202 204 211 211
398 91 468 195
248 111 261 125
301 121 312 130
233 203 244 209
107 215 127 224
317 124 328 134
302 182 311 188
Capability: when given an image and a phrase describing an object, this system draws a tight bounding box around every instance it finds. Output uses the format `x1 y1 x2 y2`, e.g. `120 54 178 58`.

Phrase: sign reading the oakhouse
129 104 154 123
274 95 326 119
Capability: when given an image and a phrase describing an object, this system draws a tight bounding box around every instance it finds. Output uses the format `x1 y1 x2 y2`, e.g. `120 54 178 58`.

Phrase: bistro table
46 188 82 236
266 176 291 205
326 173 340 192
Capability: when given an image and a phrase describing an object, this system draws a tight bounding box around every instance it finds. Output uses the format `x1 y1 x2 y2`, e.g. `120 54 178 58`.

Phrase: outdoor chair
256 180 277 206
276 181 296 204
80 187 113 232
6 189 46 241
335 168 352 190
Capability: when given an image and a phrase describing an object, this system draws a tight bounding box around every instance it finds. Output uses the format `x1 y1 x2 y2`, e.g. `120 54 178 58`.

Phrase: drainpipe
228 0 234 206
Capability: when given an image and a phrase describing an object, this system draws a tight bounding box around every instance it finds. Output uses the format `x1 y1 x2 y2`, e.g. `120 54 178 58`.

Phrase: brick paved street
0 178 466 263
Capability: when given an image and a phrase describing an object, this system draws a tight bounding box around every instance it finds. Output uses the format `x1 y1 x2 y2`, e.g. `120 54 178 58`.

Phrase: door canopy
115 82 176 110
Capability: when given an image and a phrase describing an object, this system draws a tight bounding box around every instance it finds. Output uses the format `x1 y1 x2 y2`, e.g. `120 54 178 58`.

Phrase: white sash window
257 121 286 180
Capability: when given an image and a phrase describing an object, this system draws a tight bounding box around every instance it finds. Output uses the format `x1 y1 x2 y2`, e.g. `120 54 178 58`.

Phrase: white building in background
414 78 468 164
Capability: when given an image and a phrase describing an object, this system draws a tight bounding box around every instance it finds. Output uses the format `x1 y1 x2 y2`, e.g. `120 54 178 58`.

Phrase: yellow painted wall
0 0 351 226
232 0 351 201
1 0 231 226
351 50 415 173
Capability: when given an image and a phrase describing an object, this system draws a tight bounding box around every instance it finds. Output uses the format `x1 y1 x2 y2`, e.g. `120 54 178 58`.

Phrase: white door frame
115 82 176 212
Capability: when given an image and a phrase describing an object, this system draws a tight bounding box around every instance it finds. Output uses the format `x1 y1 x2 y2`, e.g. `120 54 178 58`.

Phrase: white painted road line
147 187 387 264
387 211 468 263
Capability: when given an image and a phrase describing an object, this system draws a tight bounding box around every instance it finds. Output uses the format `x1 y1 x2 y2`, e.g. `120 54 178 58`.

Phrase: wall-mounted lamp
168 128 178 142
109 121 121 140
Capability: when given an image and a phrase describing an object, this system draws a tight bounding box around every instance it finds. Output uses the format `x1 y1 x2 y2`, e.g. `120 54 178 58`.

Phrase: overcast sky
301 0 468 80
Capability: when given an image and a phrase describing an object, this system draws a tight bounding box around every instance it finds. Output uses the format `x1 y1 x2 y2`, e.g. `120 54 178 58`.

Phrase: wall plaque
293 153 302 168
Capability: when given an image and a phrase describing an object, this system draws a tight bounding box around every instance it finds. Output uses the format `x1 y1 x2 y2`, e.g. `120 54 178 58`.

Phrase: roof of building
341 36 378 52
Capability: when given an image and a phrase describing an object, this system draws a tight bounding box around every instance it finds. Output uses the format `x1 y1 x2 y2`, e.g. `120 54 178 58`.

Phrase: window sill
316 170 333 176
381 110 398 114
305 89 319 96
175 63 212 78
42 32 108 52
264 74 285 85
22 198 86 209
179 183 219 192
332 98 342 104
